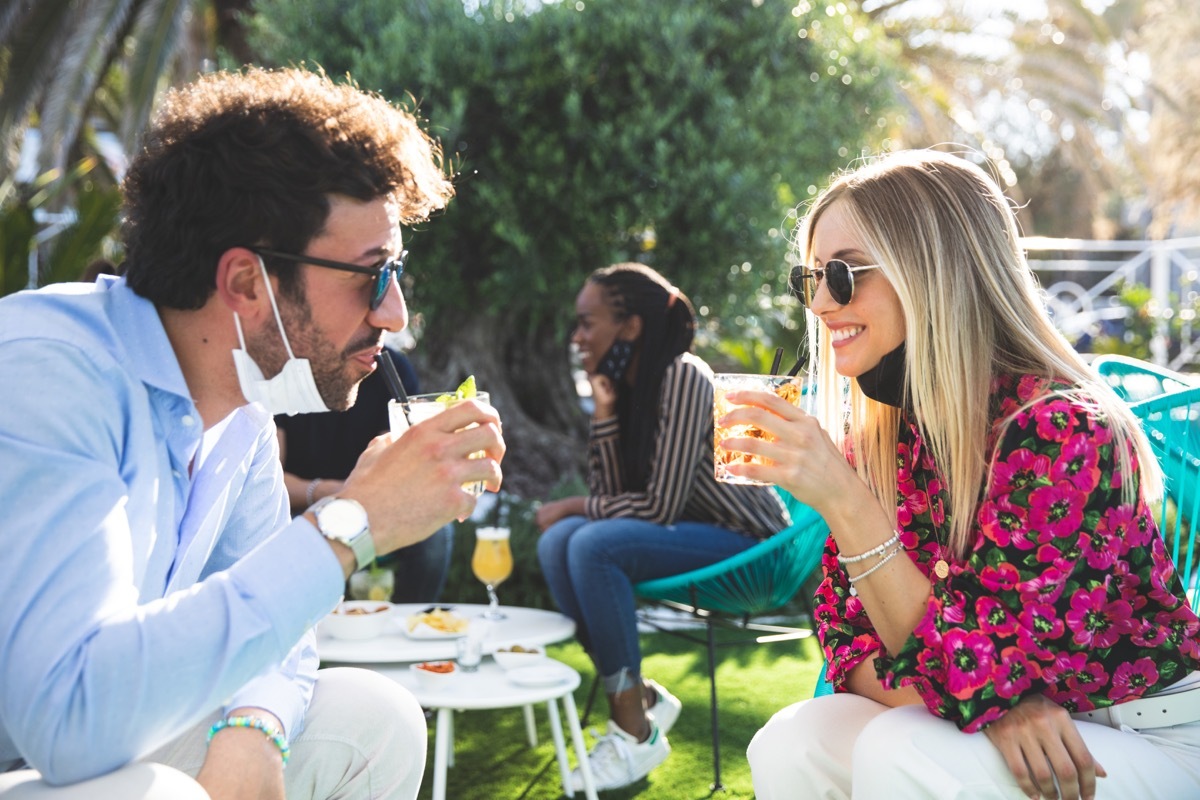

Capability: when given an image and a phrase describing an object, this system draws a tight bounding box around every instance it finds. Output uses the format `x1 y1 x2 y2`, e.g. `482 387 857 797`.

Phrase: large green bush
249 0 899 497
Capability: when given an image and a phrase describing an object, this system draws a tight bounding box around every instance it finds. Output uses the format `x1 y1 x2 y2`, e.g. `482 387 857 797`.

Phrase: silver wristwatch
310 496 375 571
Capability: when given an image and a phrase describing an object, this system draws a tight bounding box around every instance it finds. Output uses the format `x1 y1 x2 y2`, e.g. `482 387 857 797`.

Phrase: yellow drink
472 537 513 587
472 526 512 620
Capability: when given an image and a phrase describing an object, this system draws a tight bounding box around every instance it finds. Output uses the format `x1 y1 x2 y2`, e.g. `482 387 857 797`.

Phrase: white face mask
232 259 329 416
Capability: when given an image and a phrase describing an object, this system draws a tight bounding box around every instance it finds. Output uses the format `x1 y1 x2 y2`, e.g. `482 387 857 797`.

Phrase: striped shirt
583 352 788 539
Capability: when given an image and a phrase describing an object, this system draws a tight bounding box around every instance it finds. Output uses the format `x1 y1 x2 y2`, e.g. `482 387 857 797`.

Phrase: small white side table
373 658 598 800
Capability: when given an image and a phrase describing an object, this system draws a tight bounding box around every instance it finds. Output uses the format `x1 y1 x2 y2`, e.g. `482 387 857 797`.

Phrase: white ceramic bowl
410 661 458 691
492 645 548 670
320 600 394 640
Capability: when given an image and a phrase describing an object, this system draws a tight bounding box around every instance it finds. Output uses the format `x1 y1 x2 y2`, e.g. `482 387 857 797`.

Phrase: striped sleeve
585 357 711 523
587 416 624 496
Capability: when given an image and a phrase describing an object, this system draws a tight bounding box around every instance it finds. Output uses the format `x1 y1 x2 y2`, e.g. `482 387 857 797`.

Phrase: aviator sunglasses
250 247 409 311
789 260 881 307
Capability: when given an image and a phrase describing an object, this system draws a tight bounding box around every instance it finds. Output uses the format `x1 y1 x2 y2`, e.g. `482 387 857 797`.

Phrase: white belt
1073 687 1200 730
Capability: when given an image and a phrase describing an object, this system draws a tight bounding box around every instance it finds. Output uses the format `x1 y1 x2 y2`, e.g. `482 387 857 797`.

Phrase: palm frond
36 0 136 174
0 1 76 149
120 0 190 150
0 0 29 43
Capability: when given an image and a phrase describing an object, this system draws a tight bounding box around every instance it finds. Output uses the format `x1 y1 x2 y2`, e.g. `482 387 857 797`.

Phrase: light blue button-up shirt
0 276 347 783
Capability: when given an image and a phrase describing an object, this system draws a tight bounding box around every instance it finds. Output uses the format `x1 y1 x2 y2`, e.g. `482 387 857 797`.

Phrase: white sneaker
570 720 670 792
645 679 682 735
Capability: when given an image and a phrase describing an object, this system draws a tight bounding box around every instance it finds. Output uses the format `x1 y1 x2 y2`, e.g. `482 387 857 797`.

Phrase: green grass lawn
414 627 825 799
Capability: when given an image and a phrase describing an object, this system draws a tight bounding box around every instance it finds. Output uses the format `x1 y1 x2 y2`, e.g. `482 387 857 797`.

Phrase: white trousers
0 667 426 800
747 694 1200 799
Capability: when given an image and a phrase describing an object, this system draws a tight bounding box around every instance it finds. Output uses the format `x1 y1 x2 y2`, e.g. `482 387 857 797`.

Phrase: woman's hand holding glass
715 388 852 515
719 389 957 652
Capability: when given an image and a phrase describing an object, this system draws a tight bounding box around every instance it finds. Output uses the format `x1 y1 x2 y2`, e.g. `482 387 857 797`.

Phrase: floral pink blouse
815 373 1200 732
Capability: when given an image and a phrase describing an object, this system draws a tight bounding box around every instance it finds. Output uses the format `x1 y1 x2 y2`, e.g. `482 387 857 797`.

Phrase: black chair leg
706 619 723 792
581 673 600 727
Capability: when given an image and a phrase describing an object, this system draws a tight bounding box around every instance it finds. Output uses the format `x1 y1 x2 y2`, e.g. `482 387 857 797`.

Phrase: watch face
319 499 368 540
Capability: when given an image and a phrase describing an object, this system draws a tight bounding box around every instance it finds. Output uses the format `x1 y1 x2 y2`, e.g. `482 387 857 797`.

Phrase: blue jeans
537 516 756 690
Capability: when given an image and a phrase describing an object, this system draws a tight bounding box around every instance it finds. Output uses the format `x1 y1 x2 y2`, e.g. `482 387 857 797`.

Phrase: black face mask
857 341 908 409
595 339 635 384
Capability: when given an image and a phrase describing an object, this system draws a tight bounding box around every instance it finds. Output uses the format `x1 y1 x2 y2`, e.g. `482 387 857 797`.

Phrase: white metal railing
26 208 78 289
1023 236 1200 371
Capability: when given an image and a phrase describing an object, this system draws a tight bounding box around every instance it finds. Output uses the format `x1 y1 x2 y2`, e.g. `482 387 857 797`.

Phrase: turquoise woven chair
1092 354 1197 402
1129 384 1200 611
634 490 828 790
1094 355 1200 608
813 662 834 697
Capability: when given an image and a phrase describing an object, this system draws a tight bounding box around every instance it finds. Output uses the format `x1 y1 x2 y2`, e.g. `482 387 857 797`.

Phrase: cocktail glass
472 526 513 620
388 390 491 496
348 566 395 602
712 373 808 485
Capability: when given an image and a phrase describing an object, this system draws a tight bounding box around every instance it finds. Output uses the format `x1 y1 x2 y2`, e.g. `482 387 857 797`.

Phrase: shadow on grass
414 627 824 800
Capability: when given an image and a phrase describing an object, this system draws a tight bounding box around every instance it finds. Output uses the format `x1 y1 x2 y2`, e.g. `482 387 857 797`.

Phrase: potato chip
407 608 468 633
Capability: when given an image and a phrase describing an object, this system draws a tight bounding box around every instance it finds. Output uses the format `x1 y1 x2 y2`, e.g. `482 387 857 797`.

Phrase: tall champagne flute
472 527 513 620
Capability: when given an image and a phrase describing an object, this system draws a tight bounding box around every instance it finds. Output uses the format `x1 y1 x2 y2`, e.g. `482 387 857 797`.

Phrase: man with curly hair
0 67 504 799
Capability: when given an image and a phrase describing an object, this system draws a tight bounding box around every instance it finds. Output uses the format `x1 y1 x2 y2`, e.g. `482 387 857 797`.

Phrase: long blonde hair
799 149 1161 558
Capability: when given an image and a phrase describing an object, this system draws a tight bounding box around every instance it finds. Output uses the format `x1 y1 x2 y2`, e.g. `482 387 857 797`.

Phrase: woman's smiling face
571 281 626 375
809 200 906 378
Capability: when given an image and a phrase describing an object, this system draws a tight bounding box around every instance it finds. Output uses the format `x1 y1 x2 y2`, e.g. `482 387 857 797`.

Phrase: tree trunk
213 0 257 66
410 314 588 501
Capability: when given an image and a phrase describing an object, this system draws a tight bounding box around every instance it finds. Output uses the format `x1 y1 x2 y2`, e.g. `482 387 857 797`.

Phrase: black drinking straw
769 347 784 376
787 359 804 377
375 351 412 424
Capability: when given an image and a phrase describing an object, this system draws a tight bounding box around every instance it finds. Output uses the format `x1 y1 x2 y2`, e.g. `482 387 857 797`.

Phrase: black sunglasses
789 260 881 306
250 247 408 311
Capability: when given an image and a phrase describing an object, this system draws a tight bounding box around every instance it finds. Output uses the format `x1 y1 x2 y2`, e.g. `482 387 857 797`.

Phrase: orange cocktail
472 526 512 620
712 373 806 485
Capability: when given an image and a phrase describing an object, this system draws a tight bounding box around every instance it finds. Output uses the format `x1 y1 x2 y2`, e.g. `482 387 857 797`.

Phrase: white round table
317 603 594 799
316 603 575 663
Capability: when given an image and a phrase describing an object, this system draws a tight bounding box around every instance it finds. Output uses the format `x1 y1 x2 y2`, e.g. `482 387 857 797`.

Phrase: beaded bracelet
847 543 904 597
305 477 322 507
837 531 900 564
208 715 290 767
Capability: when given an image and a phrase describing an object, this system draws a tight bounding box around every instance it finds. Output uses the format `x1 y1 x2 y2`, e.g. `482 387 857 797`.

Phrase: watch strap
343 519 376 572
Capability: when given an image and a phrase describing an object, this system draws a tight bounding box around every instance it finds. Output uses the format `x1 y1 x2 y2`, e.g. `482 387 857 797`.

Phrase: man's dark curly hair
122 67 454 309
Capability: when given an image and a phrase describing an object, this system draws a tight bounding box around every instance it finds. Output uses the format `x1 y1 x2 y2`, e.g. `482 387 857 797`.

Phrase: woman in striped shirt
536 262 788 792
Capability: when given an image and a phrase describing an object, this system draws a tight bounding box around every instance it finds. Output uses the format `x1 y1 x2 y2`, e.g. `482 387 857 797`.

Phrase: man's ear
215 247 269 318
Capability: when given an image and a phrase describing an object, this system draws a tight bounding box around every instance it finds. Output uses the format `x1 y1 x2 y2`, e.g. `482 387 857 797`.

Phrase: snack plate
402 618 469 640
506 663 574 687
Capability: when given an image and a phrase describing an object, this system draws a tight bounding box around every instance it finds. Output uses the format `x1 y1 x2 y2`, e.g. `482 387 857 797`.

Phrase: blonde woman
729 150 1200 799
